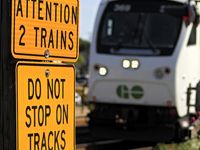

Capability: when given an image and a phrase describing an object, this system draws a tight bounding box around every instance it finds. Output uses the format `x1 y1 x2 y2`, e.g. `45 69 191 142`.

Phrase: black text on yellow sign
12 0 79 61
16 62 75 150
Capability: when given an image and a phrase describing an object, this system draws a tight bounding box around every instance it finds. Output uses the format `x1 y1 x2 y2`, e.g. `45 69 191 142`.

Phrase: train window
107 19 113 36
187 25 196 45
97 0 183 56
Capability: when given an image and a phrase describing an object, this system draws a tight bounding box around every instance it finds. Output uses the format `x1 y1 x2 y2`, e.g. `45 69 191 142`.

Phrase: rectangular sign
16 62 75 150
12 0 79 62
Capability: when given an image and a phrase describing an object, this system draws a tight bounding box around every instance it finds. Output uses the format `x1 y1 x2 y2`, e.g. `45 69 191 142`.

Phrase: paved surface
76 105 90 126
76 105 90 117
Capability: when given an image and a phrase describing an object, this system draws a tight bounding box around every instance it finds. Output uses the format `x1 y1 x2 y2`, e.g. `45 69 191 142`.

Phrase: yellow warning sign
16 61 75 150
12 0 79 62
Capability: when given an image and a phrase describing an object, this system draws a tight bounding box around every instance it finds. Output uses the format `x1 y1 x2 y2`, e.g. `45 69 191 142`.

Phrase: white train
88 0 200 142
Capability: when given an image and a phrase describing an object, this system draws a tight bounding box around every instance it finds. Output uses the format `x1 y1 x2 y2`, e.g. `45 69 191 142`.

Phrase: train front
88 0 199 142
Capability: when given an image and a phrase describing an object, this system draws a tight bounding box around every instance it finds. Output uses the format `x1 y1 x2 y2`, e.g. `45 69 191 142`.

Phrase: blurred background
75 1 101 106
75 0 200 150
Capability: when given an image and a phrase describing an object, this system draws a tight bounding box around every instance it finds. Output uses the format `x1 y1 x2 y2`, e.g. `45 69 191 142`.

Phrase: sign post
0 0 16 149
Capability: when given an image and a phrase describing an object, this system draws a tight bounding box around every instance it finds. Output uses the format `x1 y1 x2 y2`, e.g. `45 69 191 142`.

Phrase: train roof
100 0 195 4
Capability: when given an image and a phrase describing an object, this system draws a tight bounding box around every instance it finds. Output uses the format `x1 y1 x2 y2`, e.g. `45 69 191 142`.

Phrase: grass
155 138 200 150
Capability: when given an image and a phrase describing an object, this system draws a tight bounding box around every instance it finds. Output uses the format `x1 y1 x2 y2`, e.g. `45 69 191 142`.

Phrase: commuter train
88 0 200 142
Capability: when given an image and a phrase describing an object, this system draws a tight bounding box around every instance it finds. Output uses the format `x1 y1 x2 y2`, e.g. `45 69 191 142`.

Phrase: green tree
75 54 85 66
74 38 90 74
79 38 90 53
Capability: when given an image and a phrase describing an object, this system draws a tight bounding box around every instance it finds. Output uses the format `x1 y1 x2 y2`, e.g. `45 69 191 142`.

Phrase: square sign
12 0 79 62
16 61 75 150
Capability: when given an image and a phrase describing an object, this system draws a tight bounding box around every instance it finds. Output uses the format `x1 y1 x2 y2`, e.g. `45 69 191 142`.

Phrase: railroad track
76 139 124 150
76 139 155 150
76 125 91 144
75 107 156 150
76 125 155 150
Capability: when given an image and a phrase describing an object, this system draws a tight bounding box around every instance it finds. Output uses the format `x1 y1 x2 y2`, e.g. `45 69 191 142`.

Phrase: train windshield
97 1 183 56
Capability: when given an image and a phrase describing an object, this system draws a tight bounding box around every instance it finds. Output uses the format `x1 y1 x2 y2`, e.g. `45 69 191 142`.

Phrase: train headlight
122 60 130 68
99 67 107 76
132 60 139 69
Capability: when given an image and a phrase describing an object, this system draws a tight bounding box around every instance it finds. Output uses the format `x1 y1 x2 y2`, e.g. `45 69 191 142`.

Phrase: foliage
74 54 85 66
73 38 90 74
155 143 168 150
155 138 200 150
79 38 90 53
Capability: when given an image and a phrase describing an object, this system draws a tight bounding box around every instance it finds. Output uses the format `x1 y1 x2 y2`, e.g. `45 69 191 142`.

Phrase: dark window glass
97 0 183 56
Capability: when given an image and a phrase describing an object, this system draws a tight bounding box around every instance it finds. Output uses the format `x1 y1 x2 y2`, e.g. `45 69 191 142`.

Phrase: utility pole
0 0 17 149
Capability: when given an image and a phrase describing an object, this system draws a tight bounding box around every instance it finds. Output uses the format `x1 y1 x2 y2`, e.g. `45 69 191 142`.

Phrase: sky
79 0 101 41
